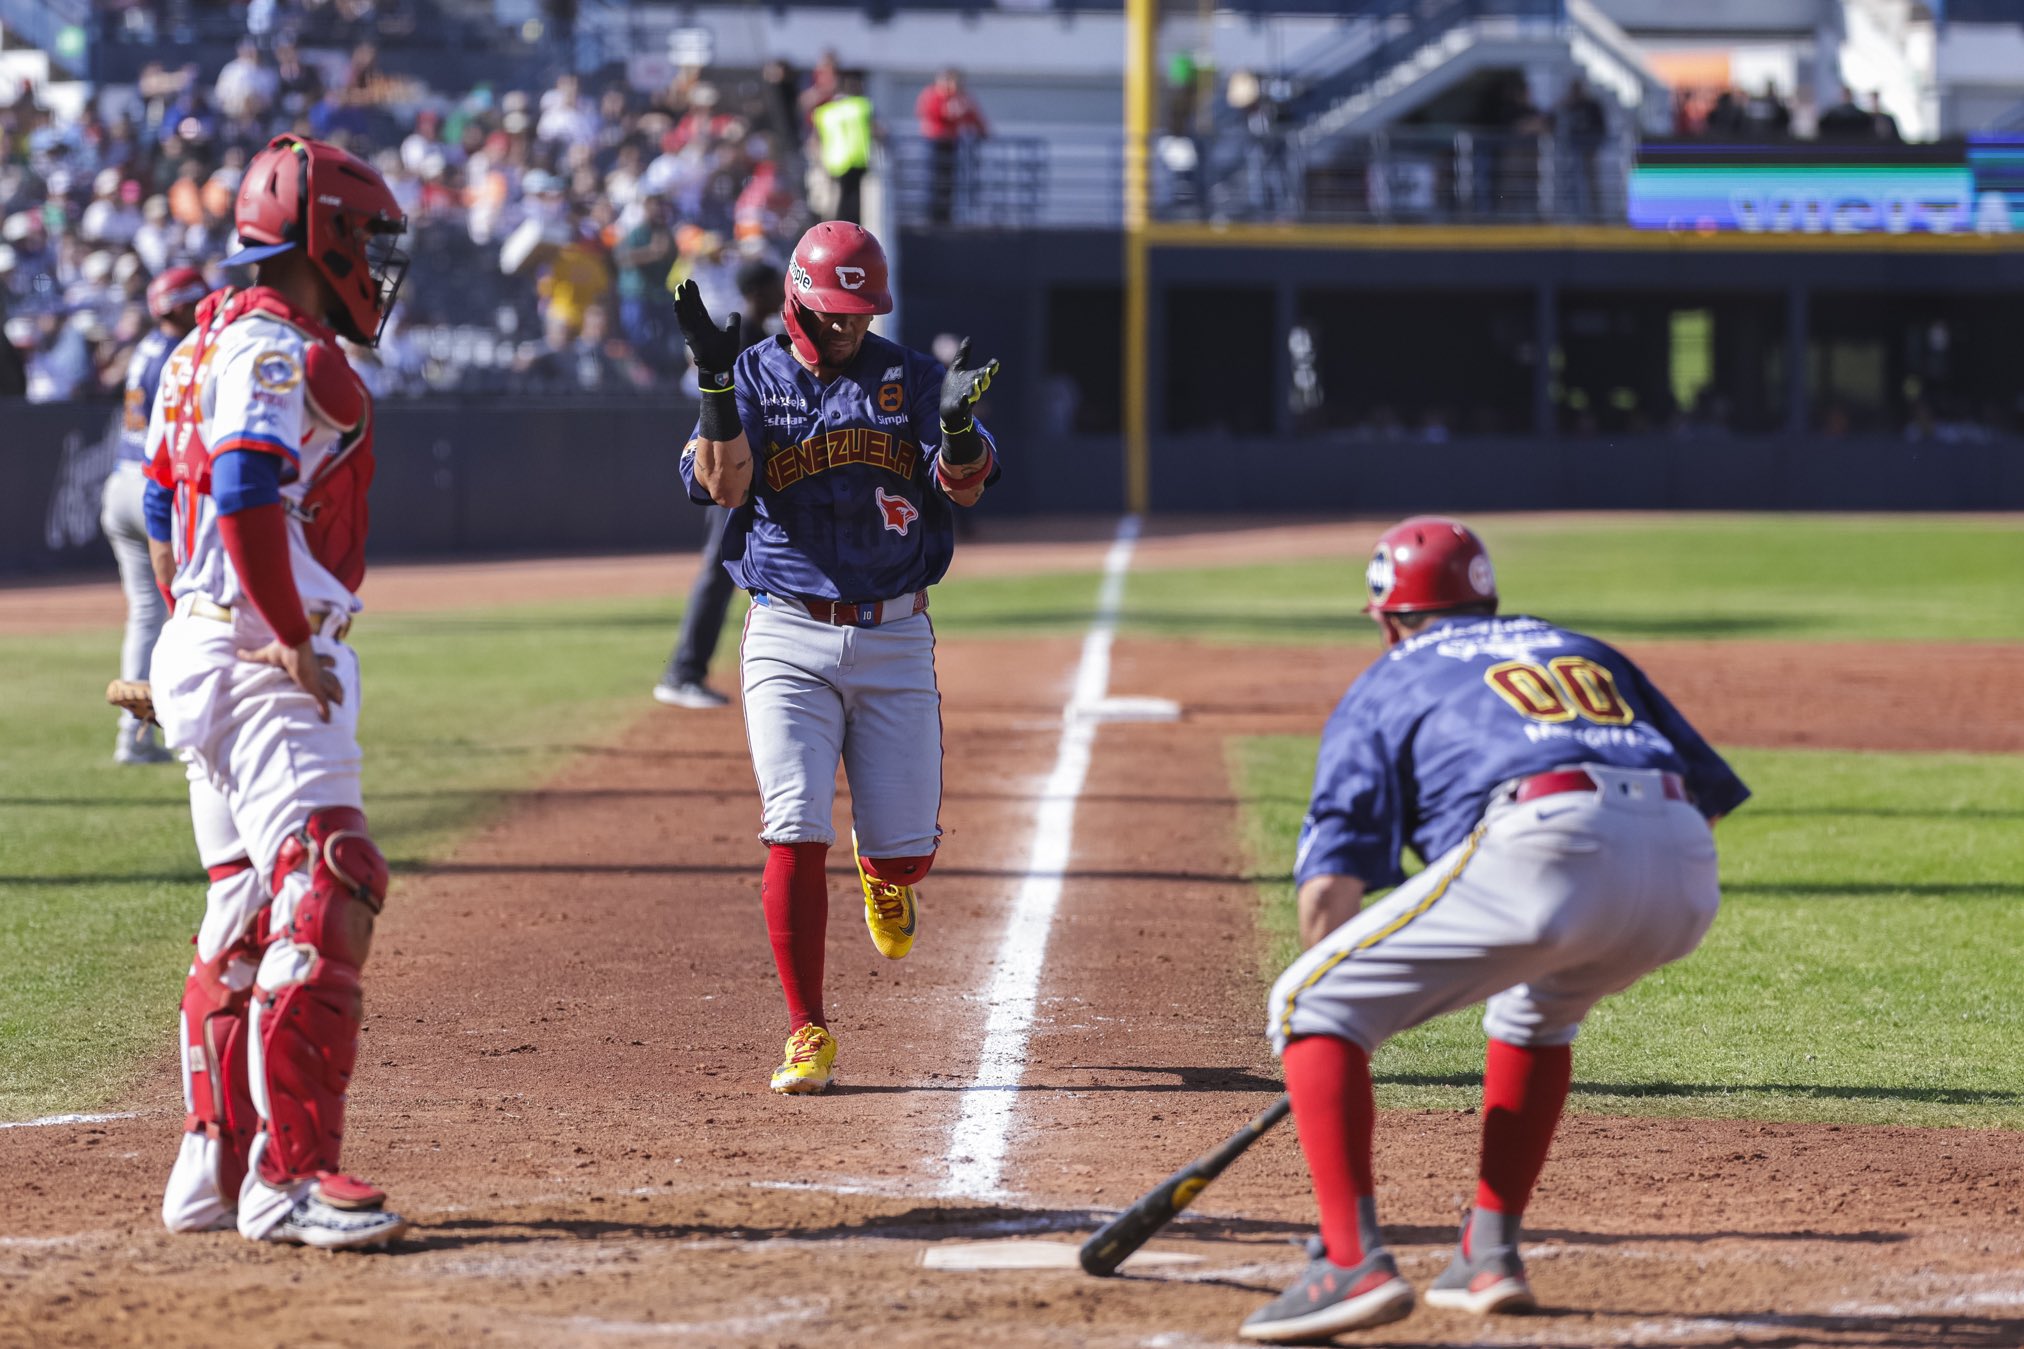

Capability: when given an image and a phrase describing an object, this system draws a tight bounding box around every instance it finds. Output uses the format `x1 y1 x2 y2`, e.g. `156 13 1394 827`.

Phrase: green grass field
1232 738 2024 1129
2 513 2017 1123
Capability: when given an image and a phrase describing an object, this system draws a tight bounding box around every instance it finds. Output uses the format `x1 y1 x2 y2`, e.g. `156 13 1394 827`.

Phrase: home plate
1075 696 1182 724
922 1240 1202 1271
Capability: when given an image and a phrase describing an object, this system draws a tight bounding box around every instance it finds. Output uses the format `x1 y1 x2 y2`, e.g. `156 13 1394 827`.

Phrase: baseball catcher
143 133 408 1249
1239 517 1750 1342
676 220 1000 1093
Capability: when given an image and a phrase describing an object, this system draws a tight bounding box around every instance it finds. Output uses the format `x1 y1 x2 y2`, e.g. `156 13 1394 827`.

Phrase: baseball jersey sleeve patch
253 350 304 393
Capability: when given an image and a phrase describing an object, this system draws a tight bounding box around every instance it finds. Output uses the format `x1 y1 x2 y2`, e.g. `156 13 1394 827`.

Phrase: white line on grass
941 514 1142 1200
0 1111 138 1130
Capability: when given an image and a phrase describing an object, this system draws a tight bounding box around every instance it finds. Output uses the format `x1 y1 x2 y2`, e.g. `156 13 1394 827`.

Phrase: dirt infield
5 543 2023 1348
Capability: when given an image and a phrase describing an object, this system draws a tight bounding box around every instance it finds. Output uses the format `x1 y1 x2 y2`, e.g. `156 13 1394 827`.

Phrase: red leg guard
858 852 935 884
251 807 388 1186
177 859 264 1200
1474 1038 1573 1223
763 842 829 1032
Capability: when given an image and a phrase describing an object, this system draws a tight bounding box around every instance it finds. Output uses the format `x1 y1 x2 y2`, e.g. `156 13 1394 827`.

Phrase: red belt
1514 768 1688 803
767 591 928 628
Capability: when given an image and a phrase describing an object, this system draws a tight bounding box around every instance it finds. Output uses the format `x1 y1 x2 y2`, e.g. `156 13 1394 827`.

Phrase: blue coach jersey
678 331 1000 602
117 328 178 465
1297 614 1750 891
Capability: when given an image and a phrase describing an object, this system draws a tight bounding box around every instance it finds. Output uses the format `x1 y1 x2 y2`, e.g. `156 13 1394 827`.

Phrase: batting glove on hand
673 280 741 386
938 337 1000 432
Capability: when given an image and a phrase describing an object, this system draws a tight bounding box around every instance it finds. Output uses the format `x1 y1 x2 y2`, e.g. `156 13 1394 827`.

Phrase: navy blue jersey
117 328 178 465
678 331 1000 602
1297 614 1749 891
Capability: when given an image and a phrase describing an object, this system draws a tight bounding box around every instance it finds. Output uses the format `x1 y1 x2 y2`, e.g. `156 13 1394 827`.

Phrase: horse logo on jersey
875 488 919 536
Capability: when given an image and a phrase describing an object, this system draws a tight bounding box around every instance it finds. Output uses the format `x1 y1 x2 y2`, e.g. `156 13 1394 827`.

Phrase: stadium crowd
0 47 870 402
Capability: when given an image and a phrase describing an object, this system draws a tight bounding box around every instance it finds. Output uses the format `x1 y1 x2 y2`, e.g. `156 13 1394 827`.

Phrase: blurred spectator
215 41 279 123
813 71 877 224
273 41 326 120
1704 89 1747 138
535 207 612 339
1555 78 1606 221
1472 72 1543 218
1745 82 1791 138
1869 92 1901 144
916 68 988 226
798 50 841 126
1817 86 1875 142
613 189 677 362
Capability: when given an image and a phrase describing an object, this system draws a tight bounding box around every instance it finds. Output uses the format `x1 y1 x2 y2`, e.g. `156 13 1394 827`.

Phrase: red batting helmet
146 266 208 319
229 133 409 345
782 221 891 368
1364 516 1499 615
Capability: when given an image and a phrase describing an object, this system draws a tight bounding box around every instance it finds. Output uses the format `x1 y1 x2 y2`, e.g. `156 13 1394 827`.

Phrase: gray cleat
1240 1248 1414 1342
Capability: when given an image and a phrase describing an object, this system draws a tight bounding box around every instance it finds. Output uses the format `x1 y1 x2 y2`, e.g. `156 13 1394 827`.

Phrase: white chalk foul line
941 514 1142 1200
0 1111 138 1131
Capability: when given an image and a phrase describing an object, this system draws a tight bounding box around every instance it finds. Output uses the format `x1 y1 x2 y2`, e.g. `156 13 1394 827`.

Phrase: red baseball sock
1283 1034 1376 1267
1473 1038 1573 1227
763 842 829 1032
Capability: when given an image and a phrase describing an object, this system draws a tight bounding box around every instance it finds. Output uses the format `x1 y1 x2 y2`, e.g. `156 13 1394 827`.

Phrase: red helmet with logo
782 221 891 367
146 265 208 319
229 133 409 345
1364 516 1499 615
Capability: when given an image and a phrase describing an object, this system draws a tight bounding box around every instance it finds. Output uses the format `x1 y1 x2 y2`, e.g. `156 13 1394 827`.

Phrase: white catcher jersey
145 307 365 623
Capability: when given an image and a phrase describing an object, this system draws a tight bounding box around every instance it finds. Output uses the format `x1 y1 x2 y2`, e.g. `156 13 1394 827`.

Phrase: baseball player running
675 220 1000 1094
1240 517 1750 1343
140 133 410 1248
102 265 206 763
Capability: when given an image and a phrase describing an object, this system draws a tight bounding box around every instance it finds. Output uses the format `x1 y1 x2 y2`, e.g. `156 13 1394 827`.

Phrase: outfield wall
3 397 2018 577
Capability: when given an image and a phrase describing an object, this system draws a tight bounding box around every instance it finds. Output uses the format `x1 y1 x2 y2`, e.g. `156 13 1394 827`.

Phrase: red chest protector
159 287 376 592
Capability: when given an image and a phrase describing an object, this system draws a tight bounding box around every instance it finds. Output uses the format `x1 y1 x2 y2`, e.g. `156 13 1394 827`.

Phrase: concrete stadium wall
5 398 2017 578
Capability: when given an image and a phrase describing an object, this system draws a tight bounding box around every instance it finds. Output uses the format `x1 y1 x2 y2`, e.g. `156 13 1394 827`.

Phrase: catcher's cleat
770 1024 838 1095
259 1178 408 1250
1425 1212 1535 1315
1239 1249 1414 1342
855 842 918 960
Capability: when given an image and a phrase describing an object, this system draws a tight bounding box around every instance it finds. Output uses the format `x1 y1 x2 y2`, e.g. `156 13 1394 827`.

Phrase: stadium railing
888 129 1635 227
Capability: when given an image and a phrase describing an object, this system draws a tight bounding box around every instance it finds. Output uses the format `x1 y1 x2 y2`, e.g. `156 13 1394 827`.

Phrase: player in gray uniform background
1239 516 1749 1344
101 265 206 763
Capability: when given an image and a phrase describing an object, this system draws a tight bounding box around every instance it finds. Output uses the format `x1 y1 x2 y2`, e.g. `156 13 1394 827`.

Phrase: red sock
762 842 829 1032
1474 1038 1573 1223
1283 1035 1375 1266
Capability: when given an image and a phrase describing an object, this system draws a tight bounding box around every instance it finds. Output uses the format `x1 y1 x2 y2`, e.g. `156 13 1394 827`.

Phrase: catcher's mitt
106 679 157 725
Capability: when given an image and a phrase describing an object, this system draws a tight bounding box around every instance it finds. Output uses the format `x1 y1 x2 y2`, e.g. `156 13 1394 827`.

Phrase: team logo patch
1469 553 1496 596
835 265 867 291
882 365 903 382
875 487 919 536
253 350 302 393
877 382 904 414
1365 544 1396 604
790 259 814 292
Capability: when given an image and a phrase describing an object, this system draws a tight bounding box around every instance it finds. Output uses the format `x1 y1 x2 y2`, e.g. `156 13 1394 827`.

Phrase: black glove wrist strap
939 418 985 466
698 382 739 441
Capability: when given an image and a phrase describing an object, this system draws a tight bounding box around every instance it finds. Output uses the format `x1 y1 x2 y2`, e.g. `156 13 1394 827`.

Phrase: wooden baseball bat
1077 1094 1291 1277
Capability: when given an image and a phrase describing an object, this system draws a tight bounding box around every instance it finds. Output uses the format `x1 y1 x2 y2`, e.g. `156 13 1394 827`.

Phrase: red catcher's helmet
146 266 208 319
782 221 891 369
1364 516 1499 615
229 133 408 345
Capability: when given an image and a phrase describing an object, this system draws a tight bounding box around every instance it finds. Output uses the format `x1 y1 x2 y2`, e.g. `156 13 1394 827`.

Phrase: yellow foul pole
1123 0 1154 515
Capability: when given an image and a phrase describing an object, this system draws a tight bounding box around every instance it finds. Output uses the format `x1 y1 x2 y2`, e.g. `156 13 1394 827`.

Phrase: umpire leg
660 505 737 696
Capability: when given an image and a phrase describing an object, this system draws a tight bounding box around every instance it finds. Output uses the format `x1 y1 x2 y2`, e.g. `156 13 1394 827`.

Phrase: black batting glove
938 337 1000 432
673 279 741 388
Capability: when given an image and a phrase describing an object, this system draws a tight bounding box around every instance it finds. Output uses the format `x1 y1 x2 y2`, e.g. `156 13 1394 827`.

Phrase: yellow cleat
856 848 918 960
770 1025 838 1095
